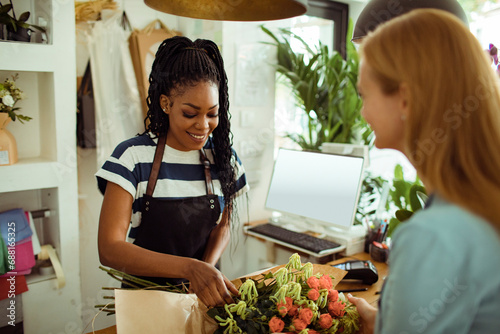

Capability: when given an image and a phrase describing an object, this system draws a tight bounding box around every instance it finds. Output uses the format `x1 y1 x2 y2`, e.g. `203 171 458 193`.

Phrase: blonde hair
360 9 500 229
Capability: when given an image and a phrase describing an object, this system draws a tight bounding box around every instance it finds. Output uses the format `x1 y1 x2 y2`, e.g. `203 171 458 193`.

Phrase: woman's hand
186 259 239 308
347 293 378 334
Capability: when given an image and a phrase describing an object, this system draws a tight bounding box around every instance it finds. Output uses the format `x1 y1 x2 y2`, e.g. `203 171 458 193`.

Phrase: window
274 1 349 150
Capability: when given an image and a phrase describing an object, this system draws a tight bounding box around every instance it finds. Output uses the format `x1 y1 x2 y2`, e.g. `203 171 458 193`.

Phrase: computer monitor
265 148 365 233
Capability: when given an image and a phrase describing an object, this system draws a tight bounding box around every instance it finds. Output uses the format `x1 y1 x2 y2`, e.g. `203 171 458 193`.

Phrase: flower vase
0 113 18 166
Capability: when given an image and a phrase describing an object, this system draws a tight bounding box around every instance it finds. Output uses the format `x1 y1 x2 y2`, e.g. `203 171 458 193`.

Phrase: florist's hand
347 293 377 334
187 260 239 308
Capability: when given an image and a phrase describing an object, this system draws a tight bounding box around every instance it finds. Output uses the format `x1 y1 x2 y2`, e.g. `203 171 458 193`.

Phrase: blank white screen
265 149 364 229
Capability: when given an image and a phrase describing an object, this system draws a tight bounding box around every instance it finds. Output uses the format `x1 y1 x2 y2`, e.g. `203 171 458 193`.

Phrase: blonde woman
348 9 500 334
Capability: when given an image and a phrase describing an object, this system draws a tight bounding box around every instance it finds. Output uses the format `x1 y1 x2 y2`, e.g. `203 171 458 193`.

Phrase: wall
78 0 367 330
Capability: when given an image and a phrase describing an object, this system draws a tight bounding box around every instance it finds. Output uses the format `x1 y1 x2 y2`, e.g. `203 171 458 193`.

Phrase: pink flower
318 313 333 329
277 297 293 317
319 275 333 290
328 300 346 317
307 288 320 301
306 276 320 289
288 304 299 317
299 307 314 324
327 289 339 302
308 331 320 334
291 318 308 332
269 316 285 333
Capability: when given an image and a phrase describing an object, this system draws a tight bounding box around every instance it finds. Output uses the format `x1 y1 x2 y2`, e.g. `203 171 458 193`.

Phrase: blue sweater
376 195 500 333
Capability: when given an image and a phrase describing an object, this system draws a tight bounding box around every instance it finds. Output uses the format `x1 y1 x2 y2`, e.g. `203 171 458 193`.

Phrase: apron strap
146 134 167 197
199 149 214 195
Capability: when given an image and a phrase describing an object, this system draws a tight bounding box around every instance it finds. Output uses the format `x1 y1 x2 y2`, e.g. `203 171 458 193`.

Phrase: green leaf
18 11 30 22
206 307 222 319
387 218 401 238
391 179 409 210
395 209 413 222
394 164 404 180
416 191 429 207
0 4 13 15
14 115 32 124
0 16 13 25
28 23 46 32
16 22 30 29
247 322 259 334
409 185 427 212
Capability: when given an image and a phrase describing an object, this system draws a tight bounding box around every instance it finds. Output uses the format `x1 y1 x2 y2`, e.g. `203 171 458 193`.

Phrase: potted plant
385 164 427 237
262 21 381 225
0 74 31 166
0 74 30 123
0 1 46 42
262 20 373 150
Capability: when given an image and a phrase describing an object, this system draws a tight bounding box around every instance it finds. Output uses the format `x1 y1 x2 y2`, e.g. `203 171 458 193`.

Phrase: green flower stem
317 289 329 309
99 266 185 293
239 279 258 306
272 285 289 304
273 267 289 288
302 262 313 279
286 282 302 300
286 253 302 270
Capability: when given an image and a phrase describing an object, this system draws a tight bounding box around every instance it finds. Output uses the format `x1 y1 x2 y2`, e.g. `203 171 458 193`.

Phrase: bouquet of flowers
0 74 31 123
207 253 359 334
97 253 360 334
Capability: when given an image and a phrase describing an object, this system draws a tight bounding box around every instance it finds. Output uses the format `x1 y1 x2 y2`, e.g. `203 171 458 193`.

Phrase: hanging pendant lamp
144 0 308 21
352 0 468 42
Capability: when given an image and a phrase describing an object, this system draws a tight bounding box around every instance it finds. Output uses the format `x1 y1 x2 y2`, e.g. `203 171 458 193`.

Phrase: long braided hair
144 35 236 216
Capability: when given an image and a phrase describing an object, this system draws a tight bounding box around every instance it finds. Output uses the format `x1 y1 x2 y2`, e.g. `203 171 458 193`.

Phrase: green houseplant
261 20 373 150
386 164 427 237
0 73 30 165
0 73 30 123
262 21 380 224
0 1 46 42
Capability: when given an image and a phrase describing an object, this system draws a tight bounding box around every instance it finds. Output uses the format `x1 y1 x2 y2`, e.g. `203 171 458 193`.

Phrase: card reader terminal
333 260 379 285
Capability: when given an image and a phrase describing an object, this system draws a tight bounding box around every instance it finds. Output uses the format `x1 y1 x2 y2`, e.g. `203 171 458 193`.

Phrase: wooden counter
86 325 116 334
328 252 388 306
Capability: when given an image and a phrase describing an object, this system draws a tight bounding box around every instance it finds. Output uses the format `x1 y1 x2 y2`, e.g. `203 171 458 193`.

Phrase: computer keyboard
246 223 343 255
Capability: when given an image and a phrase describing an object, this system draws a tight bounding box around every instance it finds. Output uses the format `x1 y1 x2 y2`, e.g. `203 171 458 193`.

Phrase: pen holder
369 242 390 263
364 229 379 253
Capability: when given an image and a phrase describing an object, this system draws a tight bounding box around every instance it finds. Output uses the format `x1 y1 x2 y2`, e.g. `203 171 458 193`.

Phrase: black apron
132 134 221 287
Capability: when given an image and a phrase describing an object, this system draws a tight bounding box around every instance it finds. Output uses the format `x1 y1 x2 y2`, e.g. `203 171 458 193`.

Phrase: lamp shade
352 0 468 42
144 0 308 21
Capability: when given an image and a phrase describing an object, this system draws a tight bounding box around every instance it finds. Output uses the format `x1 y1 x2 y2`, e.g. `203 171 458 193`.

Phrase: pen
380 219 389 241
337 288 368 293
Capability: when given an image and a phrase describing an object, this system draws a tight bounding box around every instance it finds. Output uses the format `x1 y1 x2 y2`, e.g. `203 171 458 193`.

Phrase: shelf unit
0 1 82 332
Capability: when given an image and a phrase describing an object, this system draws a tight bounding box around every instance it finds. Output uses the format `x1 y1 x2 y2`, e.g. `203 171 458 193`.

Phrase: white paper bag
115 289 218 334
